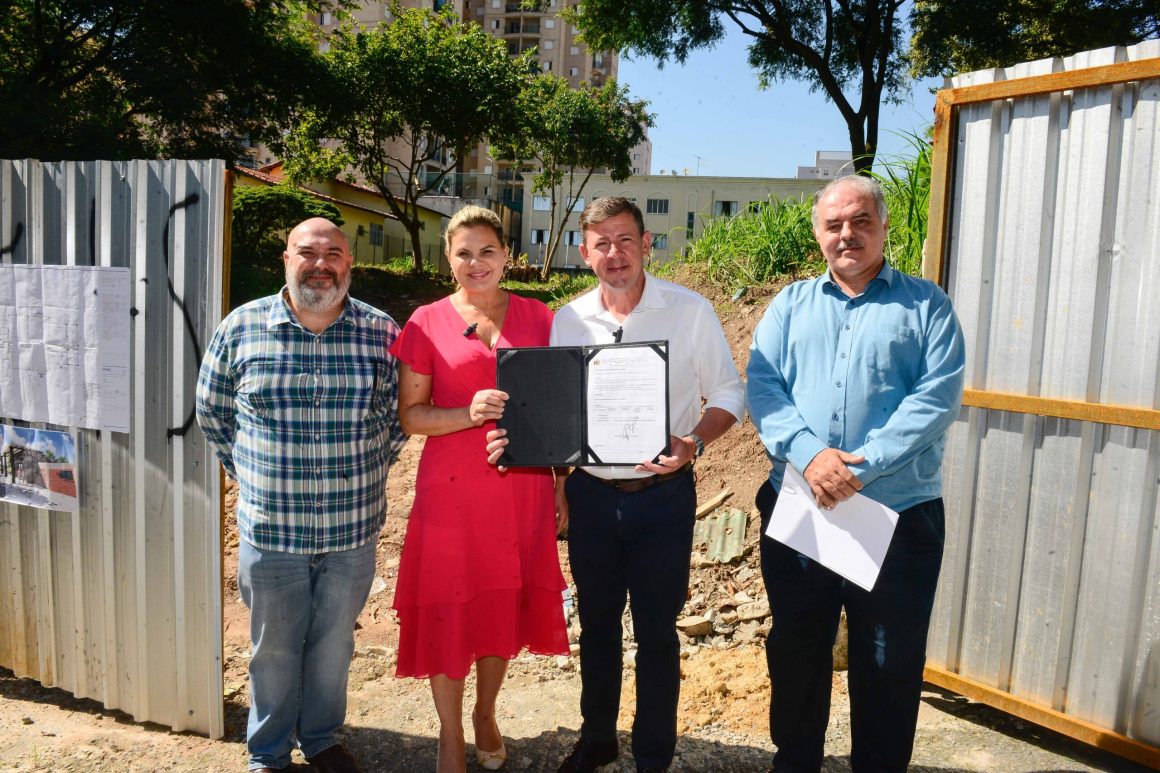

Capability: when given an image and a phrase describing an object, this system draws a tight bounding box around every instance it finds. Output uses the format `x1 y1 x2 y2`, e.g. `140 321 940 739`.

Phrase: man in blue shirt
747 176 965 772
197 218 405 773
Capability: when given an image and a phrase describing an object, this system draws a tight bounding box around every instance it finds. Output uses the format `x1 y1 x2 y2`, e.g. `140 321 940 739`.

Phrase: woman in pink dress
390 206 568 772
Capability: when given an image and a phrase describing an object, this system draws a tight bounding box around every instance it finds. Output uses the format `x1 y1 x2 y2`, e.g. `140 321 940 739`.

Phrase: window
58 470 74 481
567 196 585 210
542 59 553 71
686 211 695 239
632 167 639 174
530 229 547 244
651 234 668 249
369 223 384 247
593 53 605 68
565 230 582 246
569 67 579 77
646 198 669 215
543 40 554 50
570 45 580 55
633 153 640 160
491 0 501 7
532 195 551 211
492 19 500 29
714 200 738 217
545 18 555 28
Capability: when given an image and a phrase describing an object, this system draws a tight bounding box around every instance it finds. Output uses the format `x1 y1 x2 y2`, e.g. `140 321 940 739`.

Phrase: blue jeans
566 468 696 770
238 538 377 771
758 482 945 772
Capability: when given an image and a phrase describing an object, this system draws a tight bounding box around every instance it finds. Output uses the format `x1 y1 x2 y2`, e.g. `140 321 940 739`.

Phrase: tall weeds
683 131 932 291
686 195 823 291
873 131 932 278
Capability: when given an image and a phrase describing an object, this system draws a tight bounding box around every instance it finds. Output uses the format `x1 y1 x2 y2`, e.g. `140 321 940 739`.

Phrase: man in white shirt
543 197 744 772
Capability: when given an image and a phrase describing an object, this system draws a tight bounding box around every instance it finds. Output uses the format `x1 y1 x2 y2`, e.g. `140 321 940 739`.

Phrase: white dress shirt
551 272 745 479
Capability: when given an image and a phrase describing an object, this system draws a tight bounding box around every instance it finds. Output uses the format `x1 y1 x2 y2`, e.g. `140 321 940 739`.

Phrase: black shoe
306 744 363 773
556 738 619 772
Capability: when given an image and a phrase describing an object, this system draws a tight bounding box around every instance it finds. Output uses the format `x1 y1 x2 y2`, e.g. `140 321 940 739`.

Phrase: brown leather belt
574 463 693 494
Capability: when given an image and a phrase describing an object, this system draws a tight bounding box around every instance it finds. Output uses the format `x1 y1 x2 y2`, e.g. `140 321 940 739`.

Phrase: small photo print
0 424 79 513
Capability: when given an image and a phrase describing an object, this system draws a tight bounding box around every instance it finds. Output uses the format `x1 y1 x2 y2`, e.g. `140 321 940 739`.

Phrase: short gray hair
811 175 888 228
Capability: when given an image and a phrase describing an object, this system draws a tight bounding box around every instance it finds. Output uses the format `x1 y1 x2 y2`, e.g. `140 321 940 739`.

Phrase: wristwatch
688 432 705 458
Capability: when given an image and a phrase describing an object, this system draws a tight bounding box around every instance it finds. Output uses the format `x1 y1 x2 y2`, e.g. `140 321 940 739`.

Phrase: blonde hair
444 205 506 254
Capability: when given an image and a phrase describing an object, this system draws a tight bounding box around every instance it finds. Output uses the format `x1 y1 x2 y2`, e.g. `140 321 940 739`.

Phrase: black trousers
566 468 697 769
757 481 945 772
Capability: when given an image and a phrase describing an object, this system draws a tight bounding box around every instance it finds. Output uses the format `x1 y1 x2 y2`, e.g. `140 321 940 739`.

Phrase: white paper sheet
584 343 668 464
0 265 130 432
764 463 899 591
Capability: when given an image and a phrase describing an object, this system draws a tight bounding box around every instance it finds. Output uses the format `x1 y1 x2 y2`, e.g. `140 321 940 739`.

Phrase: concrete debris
676 616 714 637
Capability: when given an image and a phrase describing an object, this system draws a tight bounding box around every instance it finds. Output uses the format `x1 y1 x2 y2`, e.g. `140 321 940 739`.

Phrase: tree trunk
848 113 875 175
407 219 425 275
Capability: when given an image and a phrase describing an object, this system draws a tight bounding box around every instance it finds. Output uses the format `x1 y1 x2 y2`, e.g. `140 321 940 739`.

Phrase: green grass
872 131 932 278
675 130 933 295
504 270 598 311
680 195 824 294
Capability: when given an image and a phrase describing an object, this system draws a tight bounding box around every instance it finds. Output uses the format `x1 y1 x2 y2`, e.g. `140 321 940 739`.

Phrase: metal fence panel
0 159 225 737
930 40 1160 751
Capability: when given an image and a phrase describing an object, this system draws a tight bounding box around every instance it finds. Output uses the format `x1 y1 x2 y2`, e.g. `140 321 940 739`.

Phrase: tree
230 185 343 307
565 1 909 174
492 76 653 279
909 0 1160 78
0 0 340 161
231 186 344 266
283 6 531 274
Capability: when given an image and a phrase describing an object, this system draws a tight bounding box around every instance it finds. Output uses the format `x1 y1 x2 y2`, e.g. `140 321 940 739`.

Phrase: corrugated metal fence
924 42 1160 766
0 159 226 737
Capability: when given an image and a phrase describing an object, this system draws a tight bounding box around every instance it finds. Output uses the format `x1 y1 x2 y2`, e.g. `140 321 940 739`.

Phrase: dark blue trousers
757 481 945 773
566 468 697 770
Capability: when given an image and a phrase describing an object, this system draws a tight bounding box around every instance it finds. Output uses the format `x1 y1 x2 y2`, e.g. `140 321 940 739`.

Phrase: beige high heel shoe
475 741 507 770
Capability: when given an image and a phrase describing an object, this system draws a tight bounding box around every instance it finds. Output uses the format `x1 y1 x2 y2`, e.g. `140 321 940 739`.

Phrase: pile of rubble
561 490 848 670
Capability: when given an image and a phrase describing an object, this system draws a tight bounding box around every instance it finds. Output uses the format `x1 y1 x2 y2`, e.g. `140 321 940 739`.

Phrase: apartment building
521 174 828 269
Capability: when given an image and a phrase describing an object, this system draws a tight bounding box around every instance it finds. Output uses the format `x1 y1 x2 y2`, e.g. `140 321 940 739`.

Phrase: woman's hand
485 427 508 470
468 389 508 427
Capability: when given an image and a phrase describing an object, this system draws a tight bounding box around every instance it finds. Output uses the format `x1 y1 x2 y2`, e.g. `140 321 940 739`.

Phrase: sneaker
556 738 619 772
306 744 363 773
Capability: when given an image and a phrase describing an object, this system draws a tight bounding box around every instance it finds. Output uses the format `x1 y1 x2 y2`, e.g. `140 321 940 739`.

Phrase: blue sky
1 424 76 463
617 23 943 178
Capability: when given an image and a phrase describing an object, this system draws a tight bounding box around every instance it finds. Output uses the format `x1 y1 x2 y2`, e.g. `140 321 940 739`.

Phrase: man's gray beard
286 269 350 313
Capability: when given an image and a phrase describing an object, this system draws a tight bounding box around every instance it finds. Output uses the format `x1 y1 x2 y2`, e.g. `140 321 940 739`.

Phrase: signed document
764 463 899 591
496 341 670 466
585 345 668 462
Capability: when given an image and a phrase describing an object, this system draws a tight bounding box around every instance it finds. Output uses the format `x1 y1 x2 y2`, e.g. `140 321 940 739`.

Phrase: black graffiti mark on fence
0 221 24 259
162 192 203 440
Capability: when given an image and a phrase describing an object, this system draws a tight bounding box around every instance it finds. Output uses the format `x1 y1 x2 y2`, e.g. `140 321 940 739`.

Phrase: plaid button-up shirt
195 289 407 554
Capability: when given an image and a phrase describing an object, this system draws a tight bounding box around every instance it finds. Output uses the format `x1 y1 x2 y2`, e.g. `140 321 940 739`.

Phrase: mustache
837 240 864 251
299 267 338 281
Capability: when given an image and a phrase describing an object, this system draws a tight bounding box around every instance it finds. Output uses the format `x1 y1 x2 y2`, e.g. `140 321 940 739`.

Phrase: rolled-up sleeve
194 323 238 478
695 300 746 423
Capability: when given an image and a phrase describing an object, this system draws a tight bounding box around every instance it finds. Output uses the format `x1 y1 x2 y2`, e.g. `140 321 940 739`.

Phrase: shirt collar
822 259 895 297
574 271 666 320
267 286 356 331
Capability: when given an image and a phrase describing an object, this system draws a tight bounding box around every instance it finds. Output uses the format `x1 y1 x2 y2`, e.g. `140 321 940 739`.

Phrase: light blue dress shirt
747 262 965 512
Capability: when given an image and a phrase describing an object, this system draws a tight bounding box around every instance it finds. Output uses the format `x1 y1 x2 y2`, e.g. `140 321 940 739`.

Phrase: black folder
495 341 670 467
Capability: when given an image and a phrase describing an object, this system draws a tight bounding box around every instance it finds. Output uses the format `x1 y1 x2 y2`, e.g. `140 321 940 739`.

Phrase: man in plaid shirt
196 218 405 773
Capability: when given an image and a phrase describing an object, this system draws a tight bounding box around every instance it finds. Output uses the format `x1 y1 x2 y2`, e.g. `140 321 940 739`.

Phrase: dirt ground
0 267 1152 772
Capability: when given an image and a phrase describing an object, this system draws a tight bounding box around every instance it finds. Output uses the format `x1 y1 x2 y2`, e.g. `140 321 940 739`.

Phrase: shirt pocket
863 324 921 392
236 357 299 421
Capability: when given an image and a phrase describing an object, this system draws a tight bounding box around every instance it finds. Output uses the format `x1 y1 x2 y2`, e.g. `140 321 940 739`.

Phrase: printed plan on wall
0 265 131 433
